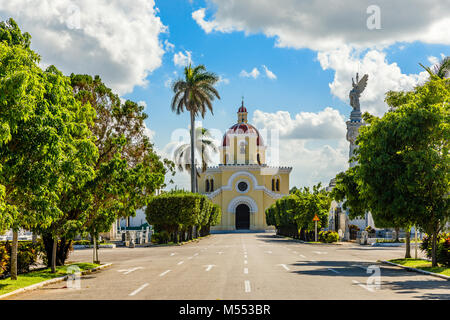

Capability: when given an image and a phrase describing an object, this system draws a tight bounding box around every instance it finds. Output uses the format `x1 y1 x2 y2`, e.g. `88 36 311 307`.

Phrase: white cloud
217 75 230 85
192 1 450 51
317 46 429 116
0 0 166 95
262 65 277 80
173 50 193 67
252 109 348 187
253 107 346 140
240 67 260 79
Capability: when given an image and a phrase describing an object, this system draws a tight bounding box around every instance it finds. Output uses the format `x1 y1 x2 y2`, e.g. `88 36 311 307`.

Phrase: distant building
200 102 292 231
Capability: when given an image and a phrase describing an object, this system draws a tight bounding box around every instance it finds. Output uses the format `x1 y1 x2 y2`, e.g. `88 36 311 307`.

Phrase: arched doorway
235 204 250 230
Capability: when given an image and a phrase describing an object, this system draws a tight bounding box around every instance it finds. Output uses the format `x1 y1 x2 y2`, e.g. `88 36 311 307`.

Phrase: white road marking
299 254 306 258
217 252 224 255
159 270 171 277
188 256 193 260
193 253 199 256
117 267 144 275
244 280 251 293
244 260 248 264
328 268 339 274
129 283 149 296
204 265 216 272
314 251 328 255
177 261 184 265
277 264 290 271
293 251 298 254
265 251 272 254
352 280 374 292
244 255 248 259
244 268 248 274
170 253 176 256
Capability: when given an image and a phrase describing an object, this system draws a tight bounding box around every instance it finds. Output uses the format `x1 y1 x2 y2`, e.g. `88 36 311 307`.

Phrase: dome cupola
219 100 266 166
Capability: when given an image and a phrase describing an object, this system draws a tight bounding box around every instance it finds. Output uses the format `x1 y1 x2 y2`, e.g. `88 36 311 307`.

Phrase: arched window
210 179 214 192
271 179 275 191
240 141 246 154
276 179 280 191
206 179 210 192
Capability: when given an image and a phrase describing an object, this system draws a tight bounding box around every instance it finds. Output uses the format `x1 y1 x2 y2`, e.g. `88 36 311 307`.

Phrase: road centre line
129 283 149 296
177 261 184 265
244 280 251 293
244 260 248 264
244 268 248 274
277 264 290 271
159 270 171 277
299 254 306 258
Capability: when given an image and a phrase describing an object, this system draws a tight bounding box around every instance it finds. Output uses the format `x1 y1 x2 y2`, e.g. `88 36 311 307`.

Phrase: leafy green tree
353 78 449 266
292 184 331 237
266 184 331 241
171 65 220 193
38 74 172 265
0 19 97 276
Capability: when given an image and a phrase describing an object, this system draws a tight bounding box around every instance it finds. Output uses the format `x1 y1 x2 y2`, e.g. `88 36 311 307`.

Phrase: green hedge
265 185 330 241
0 241 44 277
420 233 450 266
319 231 339 243
146 191 221 244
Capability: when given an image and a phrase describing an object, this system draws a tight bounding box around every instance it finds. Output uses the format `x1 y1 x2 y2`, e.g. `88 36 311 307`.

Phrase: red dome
238 106 247 113
222 123 264 147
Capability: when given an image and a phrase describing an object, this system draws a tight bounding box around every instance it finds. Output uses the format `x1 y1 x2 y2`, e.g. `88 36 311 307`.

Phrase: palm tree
171 64 220 192
173 127 218 191
420 56 450 79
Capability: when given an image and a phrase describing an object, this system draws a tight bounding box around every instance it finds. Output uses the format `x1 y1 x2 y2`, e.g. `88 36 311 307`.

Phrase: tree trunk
394 227 400 242
51 237 57 273
10 230 18 280
190 111 196 193
431 229 437 267
405 227 411 258
93 233 98 264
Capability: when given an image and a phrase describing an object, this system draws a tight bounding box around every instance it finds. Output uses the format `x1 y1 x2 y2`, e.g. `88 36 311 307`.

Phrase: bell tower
237 98 248 123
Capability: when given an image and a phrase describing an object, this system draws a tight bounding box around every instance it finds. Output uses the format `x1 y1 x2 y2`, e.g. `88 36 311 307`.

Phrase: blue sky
1 0 448 190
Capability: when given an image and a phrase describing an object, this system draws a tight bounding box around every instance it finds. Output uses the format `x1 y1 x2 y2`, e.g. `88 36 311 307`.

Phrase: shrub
0 241 44 276
151 231 170 244
146 191 221 242
0 245 9 276
319 231 339 243
72 240 91 246
420 233 450 266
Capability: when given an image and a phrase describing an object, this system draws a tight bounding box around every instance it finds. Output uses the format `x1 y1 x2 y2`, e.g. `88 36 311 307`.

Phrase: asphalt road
8 233 450 300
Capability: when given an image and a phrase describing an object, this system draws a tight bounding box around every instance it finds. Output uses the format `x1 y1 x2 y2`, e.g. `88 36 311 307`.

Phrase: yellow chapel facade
200 102 292 231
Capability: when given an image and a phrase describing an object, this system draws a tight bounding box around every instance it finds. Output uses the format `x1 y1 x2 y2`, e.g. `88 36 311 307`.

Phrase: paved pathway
8 233 450 300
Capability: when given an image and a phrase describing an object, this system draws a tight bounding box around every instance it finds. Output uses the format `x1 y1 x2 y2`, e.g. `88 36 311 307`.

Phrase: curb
277 235 343 245
381 260 449 281
0 263 112 300
73 244 116 250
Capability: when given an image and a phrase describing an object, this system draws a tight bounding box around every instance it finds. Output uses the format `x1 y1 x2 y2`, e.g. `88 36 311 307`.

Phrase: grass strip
0 263 99 295
389 258 449 276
